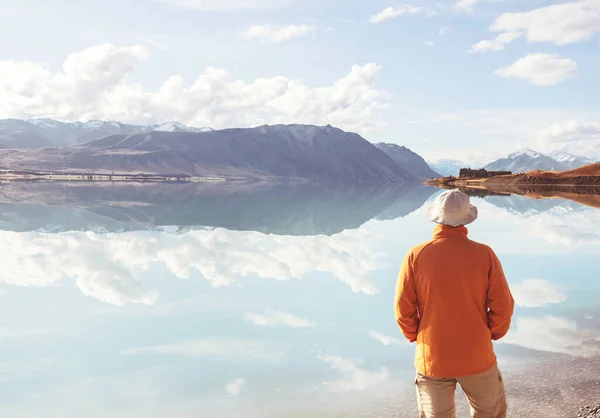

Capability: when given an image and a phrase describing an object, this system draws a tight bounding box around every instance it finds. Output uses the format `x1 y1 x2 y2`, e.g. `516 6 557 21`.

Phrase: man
395 189 514 418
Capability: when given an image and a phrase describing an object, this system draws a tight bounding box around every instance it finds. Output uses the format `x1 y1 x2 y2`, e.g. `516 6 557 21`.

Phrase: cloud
0 43 390 134
414 107 600 162
425 41 435 47
368 331 404 346
490 1 600 46
156 0 289 11
0 227 384 306
511 279 567 308
501 316 600 357
225 378 246 396
494 53 578 86
316 354 390 392
240 24 316 43
122 337 286 361
244 308 316 328
455 0 504 13
469 32 522 53
369 5 424 24
0 44 149 115
537 121 600 154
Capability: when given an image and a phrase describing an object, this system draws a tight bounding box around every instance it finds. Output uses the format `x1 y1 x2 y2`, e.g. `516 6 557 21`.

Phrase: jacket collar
433 224 469 240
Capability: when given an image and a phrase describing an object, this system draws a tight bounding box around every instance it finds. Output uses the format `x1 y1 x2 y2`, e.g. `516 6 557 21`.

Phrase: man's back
395 224 514 378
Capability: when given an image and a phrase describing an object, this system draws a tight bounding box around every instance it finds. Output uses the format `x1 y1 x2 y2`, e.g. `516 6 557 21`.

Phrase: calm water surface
1 183 599 417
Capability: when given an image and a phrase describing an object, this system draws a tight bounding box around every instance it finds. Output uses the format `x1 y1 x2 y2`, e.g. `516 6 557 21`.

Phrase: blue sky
1 0 600 161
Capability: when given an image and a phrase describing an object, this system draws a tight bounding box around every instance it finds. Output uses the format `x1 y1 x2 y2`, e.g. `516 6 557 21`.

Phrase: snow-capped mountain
0 118 213 149
151 121 213 133
548 151 595 170
28 118 68 129
484 148 595 173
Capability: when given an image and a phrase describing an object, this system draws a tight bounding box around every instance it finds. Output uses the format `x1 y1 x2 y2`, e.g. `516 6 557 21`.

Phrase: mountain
374 143 440 180
0 119 60 148
0 181 435 236
484 148 596 173
428 159 464 177
0 124 416 183
0 118 213 148
548 151 595 170
150 121 213 133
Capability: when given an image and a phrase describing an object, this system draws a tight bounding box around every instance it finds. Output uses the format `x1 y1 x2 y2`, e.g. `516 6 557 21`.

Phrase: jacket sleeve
487 249 514 340
394 251 420 342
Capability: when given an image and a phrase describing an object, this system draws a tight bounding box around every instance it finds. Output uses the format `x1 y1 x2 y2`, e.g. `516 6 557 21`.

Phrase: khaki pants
415 363 507 418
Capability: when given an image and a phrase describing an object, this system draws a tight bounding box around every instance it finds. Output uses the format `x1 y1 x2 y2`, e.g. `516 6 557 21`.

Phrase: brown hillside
522 162 600 178
480 162 600 186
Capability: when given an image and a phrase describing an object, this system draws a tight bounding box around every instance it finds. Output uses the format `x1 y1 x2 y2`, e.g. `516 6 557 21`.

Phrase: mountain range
0 118 212 149
484 148 595 173
0 119 441 184
5 118 593 182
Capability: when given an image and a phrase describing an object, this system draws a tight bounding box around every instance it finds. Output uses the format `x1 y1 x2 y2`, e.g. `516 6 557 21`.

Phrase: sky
1 0 600 161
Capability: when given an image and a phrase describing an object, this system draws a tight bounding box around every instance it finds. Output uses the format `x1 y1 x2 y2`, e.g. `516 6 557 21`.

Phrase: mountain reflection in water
0 181 435 235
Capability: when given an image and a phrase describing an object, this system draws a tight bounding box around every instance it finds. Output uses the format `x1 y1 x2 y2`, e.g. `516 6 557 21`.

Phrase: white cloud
241 24 316 43
316 354 390 392
368 331 404 346
156 0 289 11
494 53 578 86
0 226 384 306
425 41 435 47
501 316 600 357
470 32 522 53
225 378 246 396
369 5 424 24
490 1 600 46
537 121 600 154
0 43 389 134
455 0 504 13
511 279 567 308
439 26 449 36
415 107 600 161
122 337 286 361
245 308 316 328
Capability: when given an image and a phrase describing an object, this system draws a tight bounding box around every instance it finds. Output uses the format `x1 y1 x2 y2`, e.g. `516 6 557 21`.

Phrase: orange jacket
394 225 514 377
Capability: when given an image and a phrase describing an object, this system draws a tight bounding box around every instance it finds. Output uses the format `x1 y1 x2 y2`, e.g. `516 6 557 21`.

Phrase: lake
1 182 599 417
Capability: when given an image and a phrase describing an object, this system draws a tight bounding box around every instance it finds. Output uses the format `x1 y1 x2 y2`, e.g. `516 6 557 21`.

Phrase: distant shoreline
425 163 600 189
0 170 226 183
424 171 600 209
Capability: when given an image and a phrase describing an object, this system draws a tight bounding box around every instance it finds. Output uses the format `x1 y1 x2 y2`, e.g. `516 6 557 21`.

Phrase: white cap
427 190 478 227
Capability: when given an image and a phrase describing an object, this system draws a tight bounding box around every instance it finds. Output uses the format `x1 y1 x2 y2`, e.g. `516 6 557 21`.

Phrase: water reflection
484 194 584 217
501 316 600 357
510 279 566 308
0 181 435 235
1 184 600 416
